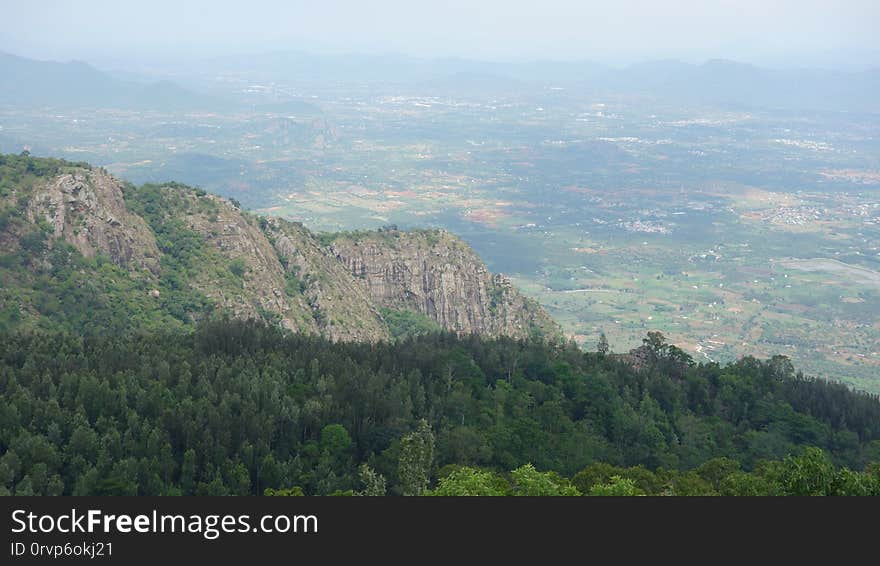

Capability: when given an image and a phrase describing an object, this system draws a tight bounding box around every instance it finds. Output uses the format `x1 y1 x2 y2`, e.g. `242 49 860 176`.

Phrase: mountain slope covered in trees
1 320 878 496
1 153 879 496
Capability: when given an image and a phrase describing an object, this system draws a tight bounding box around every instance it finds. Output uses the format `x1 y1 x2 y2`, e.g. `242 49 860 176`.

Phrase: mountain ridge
0 51 225 110
0 152 560 341
3 50 877 113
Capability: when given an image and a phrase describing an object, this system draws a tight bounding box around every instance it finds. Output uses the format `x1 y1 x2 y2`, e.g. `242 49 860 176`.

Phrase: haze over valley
2 44 877 391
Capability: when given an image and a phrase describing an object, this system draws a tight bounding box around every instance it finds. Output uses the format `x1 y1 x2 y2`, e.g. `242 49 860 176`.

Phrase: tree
572 462 624 493
668 471 717 496
229 258 247 278
643 331 667 357
320 424 353 457
443 426 491 466
180 449 197 495
774 447 837 496
717 472 778 496
768 355 795 380
398 419 434 496
597 332 610 358
695 457 741 491
589 476 643 496
430 467 508 496
0 315 877 497
666 345 694 367
228 462 251 495
830 468 877 496
196 471 228 496
264 486 305 496
510 464 580 496
357 464 387 496
15 476 35 496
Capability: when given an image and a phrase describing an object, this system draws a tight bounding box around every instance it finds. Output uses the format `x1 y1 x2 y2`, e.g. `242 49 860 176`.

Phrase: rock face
8 161 560 342
26 170 160 273
329 229 560 340
266 218 388 342
177 193 317 334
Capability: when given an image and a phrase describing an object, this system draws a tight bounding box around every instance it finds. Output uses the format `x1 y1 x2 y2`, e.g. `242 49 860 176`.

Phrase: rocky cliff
173 190 317 333
25 169 161 274
264 217 389 342
329 229 559 339
0 154 560 342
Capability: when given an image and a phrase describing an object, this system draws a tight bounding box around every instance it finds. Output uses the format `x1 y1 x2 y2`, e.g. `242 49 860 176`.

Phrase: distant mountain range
198 50 880 112
0 51 226 111
606 58 880 113
2 49 877 113
446 56 880 113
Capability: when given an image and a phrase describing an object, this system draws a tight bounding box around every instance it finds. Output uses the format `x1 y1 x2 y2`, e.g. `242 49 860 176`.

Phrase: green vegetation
488 285 506 314
0 154 553 341
381 308 443 340
0 165 276 335
0 239 181 335
430 464 579 496
122 183 215 323
0 151 91 198
5 66 879 390
1 319 877 496
2 154 877 496
229 257 247 279
0 160 187 334
283 265 308 296
0 153 90 253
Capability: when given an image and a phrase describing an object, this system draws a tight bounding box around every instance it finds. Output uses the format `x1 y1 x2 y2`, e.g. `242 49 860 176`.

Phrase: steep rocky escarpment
170 191 318 333
25 169 161 274
264 218 389 342
329 229 561 340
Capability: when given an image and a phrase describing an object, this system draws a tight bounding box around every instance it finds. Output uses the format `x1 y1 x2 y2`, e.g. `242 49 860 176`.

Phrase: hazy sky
2 0 878 67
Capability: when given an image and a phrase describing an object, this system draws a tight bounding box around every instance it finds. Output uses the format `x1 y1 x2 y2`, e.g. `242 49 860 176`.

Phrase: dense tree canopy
0 319 878 496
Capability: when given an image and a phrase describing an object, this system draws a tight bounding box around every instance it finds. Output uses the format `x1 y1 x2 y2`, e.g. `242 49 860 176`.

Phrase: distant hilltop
1 50 878 113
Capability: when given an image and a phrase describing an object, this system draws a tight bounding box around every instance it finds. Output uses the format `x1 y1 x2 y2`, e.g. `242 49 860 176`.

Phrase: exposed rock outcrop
177 193 317 333
266 218 389 342
329 229 560 340
26 169 160 273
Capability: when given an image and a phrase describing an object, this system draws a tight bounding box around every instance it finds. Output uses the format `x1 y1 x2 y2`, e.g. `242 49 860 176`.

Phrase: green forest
1 319 878 496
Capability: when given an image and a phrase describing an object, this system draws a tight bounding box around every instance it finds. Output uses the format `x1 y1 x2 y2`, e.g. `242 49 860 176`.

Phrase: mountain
0 51 224 110
0 152 560 341
181 50 880 112
2 154 879 498
253 99 324 116
5 49 875 113
615 58 880 113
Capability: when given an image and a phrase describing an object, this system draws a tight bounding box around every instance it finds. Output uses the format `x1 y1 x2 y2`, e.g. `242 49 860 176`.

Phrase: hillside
2 153 879 497
0 153 560 341
1 319 878 495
